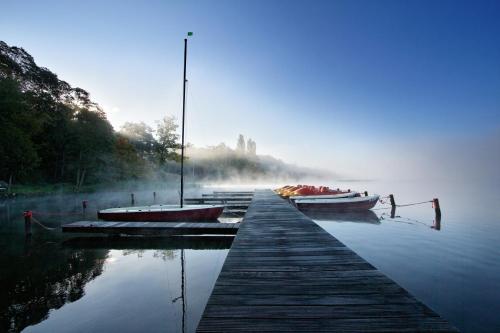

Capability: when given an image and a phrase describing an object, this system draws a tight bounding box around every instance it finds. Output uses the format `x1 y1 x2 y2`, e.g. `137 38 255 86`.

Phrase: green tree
113 135 146 180
0 78 39 189
119 122 156 161
69 108 115 190
156 116 181 164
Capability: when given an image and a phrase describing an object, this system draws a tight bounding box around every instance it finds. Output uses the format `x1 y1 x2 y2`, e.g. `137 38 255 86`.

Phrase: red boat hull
98 206 224 222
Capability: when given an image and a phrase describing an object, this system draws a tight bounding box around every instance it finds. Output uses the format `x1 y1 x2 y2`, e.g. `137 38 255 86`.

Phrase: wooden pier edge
62 221 239 236
196 189 459 332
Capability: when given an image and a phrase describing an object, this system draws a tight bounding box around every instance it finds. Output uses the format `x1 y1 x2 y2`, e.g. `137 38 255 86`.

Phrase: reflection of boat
97 35 223 222
290 192 359 201
303 210 380 224
294 195 379 212
97 204 224 222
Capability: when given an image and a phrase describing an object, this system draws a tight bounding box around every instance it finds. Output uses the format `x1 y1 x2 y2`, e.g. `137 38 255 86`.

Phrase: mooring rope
31 210 82 217
378 196 433 208
396 200 433 207
31 216 59 231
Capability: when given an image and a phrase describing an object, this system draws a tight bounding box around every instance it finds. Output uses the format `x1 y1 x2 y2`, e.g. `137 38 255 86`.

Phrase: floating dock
196 190 458 332
185 196 253 211
62 221 239 236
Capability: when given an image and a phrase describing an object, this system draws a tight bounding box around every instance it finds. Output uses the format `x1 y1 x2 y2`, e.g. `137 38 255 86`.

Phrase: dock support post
389 194 396 207
23 211 32 236
433 198 441 219
82 200 87 216
153 191 156 204
364 191 368 197
131 193 135 206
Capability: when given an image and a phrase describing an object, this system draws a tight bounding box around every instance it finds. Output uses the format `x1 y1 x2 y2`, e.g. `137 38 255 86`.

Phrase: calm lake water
1 181 499 332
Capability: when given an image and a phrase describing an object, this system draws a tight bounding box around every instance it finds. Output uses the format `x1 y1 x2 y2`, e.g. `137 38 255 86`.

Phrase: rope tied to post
31 210 82 217
31 216 58 231
395 200 433 207
378 195 434 208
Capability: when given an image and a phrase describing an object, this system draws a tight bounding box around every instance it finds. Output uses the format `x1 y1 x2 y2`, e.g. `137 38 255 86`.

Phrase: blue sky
1 0 499 178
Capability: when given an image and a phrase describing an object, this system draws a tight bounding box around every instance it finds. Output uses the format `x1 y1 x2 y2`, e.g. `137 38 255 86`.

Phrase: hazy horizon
2 0 499 181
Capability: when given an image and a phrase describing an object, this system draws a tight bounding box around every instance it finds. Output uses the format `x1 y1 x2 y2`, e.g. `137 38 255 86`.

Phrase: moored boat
98 204 224 222
275 184 351 198
294 195 380 212
96 35 224 223
290 192 359 201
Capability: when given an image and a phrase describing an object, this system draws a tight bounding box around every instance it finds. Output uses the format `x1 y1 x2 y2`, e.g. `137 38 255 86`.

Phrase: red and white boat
294 195 380 212
98 204 224 222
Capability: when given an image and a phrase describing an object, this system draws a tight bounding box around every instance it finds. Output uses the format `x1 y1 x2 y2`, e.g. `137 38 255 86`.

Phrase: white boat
290 192 359 201
294 195 380 212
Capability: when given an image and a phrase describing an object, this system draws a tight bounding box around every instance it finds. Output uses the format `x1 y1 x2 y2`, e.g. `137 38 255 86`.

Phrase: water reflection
303 210 380 224
62 236 234 250
0 246 108 332
1 189 234 333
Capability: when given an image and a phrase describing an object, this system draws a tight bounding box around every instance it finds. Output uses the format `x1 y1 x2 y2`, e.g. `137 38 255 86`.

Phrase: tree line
0 41 180 191
1 41 330 193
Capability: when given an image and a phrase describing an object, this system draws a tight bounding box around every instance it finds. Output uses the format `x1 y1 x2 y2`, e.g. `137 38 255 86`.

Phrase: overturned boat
294 195 380 212
98 204 224 222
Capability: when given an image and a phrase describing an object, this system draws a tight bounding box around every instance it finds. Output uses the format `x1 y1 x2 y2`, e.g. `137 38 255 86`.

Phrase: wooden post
389 194 396 207
82 200 87 216
432 215 441 230
390 206 396 219
131 193 135 206
364 191 368 197
153 191 156 204
347 189 351 193
433 198 441 219
23 211 32 236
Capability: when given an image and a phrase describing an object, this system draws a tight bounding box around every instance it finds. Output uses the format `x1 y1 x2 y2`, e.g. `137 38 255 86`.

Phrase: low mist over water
1 180 500 332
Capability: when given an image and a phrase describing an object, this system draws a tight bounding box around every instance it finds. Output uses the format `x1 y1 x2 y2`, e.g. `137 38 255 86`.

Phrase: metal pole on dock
180 36 188 208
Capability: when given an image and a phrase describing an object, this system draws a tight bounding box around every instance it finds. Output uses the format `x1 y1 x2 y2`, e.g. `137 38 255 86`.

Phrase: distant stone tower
236 134 246 154
247 138 256 155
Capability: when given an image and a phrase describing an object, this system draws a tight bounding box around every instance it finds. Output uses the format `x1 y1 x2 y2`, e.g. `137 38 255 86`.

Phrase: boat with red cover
294 195 380 212
98 204 224 222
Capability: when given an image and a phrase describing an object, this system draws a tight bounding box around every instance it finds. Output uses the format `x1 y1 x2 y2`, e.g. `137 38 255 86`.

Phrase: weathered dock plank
62 221 239 236
196 190 458 332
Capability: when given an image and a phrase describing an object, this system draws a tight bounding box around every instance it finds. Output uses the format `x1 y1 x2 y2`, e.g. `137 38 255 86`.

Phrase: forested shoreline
0 41 332 195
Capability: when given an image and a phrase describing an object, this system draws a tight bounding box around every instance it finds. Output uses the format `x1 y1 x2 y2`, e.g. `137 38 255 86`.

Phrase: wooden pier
185 195 253 211
62 221 239 236
197 190 458 332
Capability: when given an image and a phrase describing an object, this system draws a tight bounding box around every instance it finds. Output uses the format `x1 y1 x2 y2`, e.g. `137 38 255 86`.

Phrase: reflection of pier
197 190 458 332
63 235 234 250
302 210 380 224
